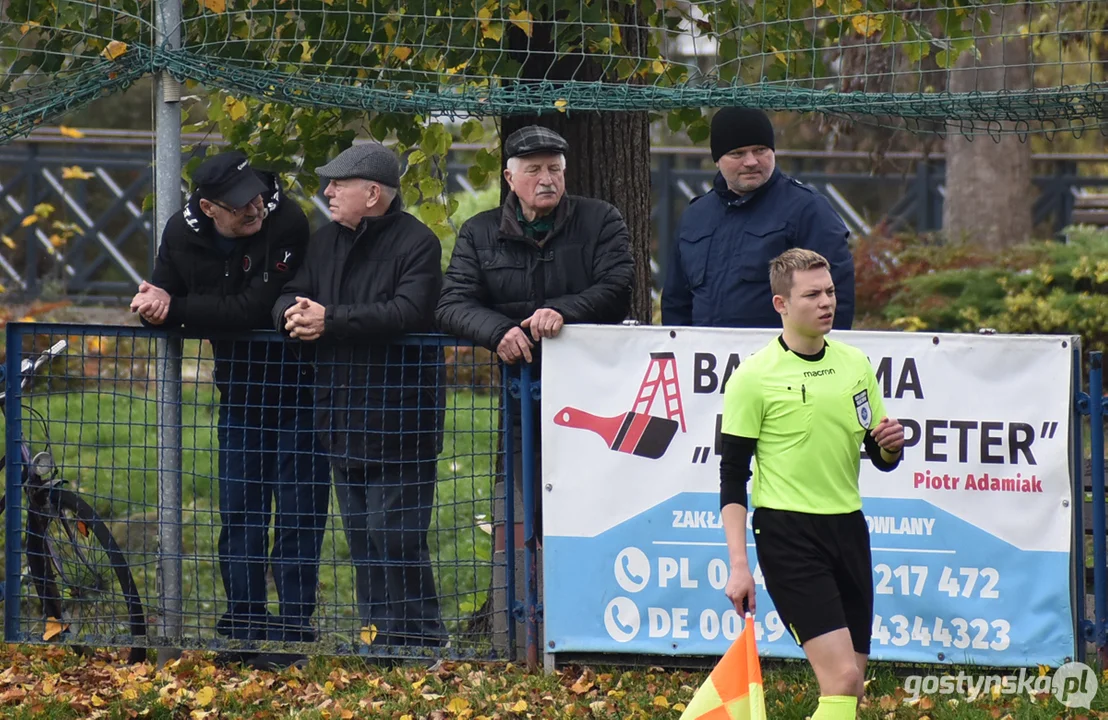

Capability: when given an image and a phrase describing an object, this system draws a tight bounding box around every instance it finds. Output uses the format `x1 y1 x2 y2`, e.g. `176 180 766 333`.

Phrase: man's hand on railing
284 296 326 341
497 326 534 365
130 281 171 325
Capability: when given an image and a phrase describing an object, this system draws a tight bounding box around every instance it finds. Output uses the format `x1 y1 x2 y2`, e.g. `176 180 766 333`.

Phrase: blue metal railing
1 322 539 665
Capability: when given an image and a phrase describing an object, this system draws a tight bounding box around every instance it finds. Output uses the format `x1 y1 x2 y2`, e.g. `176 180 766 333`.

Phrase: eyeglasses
208 197 261 216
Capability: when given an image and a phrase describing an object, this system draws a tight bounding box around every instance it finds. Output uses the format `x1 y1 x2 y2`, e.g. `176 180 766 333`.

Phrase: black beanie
710 107 775 162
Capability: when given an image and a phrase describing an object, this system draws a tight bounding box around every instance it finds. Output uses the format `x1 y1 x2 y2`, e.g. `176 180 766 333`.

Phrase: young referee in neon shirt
719 248 905 720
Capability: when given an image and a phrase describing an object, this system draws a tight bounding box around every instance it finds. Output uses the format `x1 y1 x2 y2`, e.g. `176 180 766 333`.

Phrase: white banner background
540 326 1077 666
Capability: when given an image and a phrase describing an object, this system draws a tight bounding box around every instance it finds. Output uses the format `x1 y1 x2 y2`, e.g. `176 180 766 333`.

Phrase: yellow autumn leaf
41 678 55 694
813 0 824 6
122 687 138 701
412 676 427 690
483 23 503 41
195 687 216 707
59 126 85 139
774 50 788 65
229 98 247 121
510 700 528 712
91 695 106 707
62 166 94 180
2 235 15 248
21 216 38 228
391 45 412 62
400 715 413 720
101 40 128 60
447 697 470 713
509 10 533 37
842 0 862 12
554 98 567 112
20 21 40 34
851 13 883 37
651 59 665 74
360 625 378 644
299 39 314 62
653 695 670 708
202 0 225 13
48 234 65 248
673 703 687 712
0 284 7 294
34 202 54 217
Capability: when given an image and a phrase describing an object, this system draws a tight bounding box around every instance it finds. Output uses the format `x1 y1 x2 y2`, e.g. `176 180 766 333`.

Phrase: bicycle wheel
24 487 147 663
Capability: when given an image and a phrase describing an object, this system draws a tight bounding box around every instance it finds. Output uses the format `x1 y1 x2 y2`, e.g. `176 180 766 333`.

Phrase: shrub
854 225 1108 358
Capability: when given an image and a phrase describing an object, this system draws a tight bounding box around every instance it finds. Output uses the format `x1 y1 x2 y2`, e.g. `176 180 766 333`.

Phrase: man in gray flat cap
435 125 634 651
273 141 447 657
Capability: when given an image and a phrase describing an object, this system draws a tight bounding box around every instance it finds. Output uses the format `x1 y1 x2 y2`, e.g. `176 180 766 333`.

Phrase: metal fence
0 322 545 665
4 320 1108 671
3 129 1108 300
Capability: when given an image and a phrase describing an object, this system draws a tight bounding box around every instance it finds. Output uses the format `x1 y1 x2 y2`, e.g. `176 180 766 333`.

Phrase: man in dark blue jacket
662 108 855 329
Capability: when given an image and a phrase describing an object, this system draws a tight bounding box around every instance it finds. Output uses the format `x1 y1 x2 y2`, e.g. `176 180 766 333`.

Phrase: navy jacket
661 169 855 329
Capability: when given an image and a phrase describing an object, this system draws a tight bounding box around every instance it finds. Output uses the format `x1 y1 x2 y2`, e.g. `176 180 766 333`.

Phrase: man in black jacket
273 141 446 651
130 151 331 668
436 125 635 539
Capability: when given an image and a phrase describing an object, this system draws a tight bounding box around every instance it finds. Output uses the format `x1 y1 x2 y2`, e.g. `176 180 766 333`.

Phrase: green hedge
855 226 1108 357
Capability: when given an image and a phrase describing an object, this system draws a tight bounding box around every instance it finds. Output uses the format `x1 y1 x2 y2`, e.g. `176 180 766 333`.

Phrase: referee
719 248 905 720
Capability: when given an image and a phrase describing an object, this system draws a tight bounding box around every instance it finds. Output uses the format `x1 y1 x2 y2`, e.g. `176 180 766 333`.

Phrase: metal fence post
1072 341 1087 664
1089 352 1106 666
502 365 516 660
155 334 183 666
3 325 25 641
519 362 539 672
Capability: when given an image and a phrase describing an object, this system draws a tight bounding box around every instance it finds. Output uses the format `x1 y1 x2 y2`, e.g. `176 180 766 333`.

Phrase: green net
1 0 1106 142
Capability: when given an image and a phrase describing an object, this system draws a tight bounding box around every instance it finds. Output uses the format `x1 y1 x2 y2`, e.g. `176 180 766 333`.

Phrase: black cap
504 125 570 160
193 151 269 208
710 108 776 162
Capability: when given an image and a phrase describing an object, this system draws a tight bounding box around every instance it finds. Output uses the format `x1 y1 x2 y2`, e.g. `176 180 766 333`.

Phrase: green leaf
934 49 954 68
460 118 485 143
407 149 428 167
467 165 490 187
666 110 684 133
419 201 448 225
419 176 444 198
686 118 710 144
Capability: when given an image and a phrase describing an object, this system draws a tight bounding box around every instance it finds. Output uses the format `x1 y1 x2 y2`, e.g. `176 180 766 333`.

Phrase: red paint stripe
617 413 652 453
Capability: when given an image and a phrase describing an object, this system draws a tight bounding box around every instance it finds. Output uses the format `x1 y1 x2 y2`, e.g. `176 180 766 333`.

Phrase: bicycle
0 339 147 663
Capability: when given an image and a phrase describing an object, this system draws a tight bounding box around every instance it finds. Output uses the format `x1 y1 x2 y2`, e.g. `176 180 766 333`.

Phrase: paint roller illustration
554 352 687 460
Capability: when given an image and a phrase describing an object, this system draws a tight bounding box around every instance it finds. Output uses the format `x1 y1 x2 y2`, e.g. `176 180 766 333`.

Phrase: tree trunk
942 1 1033 249
500 111 653 325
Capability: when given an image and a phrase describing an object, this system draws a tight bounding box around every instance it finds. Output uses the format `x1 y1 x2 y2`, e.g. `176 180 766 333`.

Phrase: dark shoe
247 652 308 671
213 650 257 667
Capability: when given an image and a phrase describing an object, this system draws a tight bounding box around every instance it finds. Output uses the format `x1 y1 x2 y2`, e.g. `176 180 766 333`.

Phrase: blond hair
769 248 830 298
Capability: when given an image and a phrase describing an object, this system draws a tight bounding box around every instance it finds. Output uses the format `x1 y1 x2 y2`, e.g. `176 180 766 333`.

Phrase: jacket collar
711 167 782 207
499 192 571 243
347 194 404 237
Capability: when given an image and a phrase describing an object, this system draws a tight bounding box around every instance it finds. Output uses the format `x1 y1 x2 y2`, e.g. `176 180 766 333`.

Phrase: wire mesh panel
1 0 1106 139
2 322 514 663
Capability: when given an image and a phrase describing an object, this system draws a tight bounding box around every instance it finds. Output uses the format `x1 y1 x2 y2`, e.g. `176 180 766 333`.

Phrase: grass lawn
0 333 505 656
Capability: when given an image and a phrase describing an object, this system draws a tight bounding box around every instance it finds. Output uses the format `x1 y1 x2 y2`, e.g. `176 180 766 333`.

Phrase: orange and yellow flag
679 613 766 720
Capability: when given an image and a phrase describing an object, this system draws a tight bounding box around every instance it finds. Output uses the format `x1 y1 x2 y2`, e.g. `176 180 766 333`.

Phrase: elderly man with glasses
130 150 331 670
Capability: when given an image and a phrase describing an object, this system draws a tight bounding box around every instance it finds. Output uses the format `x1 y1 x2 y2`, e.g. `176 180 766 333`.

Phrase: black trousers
332 459 446 646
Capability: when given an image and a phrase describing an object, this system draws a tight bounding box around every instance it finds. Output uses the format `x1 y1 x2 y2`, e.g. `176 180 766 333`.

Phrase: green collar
516 204 554 239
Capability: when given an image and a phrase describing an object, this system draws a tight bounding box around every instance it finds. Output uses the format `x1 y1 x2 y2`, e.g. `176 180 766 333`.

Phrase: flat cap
504 125 569 160
193 151 269 208
316 142 401 188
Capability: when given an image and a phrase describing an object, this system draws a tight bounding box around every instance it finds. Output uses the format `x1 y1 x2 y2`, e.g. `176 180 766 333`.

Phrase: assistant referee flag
679 612 766 720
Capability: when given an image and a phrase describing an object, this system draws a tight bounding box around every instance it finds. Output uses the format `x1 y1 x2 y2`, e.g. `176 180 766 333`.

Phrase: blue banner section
545 492 1075 666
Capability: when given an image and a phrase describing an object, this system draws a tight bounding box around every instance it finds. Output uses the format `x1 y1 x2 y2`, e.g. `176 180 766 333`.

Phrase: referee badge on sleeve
853 390 872 428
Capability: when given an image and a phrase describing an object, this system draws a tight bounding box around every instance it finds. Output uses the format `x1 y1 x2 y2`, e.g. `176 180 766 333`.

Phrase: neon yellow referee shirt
721 336 887 514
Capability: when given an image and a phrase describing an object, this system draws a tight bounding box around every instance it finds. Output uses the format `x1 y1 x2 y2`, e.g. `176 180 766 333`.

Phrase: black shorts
752 507 873 655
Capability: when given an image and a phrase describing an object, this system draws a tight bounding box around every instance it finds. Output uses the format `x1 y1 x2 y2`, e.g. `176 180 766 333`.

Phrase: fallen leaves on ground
0 644 1102 720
